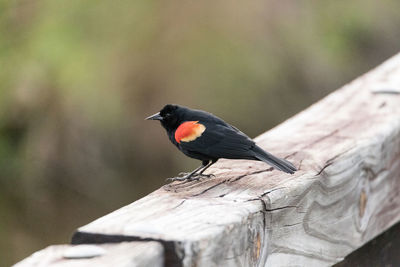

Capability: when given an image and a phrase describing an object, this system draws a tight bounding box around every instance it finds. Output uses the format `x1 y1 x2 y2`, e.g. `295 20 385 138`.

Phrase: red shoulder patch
175 121 206 143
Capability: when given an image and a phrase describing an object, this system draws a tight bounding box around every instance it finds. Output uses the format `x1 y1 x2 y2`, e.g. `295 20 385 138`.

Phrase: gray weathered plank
13 242 163 267
72 53 400 267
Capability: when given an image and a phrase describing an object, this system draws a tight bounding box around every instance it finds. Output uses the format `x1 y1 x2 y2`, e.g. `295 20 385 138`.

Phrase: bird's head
146 104 183 130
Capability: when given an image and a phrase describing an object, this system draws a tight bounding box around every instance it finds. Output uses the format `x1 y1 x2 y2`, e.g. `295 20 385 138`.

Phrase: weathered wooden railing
15 54 400 267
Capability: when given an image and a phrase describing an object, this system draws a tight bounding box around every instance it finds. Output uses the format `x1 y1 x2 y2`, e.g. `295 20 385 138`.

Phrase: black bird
146 104 296 181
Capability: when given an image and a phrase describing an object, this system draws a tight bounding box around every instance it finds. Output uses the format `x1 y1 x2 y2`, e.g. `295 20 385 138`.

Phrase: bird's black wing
179 122 256 160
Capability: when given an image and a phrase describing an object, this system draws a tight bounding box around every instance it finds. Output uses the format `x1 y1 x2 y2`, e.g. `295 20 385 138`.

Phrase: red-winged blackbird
146 104 296 181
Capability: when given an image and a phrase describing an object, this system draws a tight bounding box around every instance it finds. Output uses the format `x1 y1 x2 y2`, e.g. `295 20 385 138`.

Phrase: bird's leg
167 163 207 182
196 159 217 178
167 160 218 182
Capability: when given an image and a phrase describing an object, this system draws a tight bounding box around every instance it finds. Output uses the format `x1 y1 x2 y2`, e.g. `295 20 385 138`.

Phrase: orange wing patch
175 121 206 143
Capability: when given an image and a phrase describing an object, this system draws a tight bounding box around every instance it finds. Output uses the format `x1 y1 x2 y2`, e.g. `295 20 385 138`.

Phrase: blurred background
1 0 400 265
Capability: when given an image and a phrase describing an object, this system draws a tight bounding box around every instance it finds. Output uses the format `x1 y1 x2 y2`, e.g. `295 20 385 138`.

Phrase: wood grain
13 242 164 267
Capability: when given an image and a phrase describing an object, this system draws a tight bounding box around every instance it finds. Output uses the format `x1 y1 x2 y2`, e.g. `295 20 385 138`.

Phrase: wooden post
15 53 400 266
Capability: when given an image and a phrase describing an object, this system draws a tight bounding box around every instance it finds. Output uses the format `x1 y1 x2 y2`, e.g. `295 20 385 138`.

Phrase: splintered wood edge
71 232 182 267
72 53 400 266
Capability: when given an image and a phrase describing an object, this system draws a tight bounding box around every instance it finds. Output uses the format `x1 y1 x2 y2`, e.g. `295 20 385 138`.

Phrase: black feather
251 145 297 174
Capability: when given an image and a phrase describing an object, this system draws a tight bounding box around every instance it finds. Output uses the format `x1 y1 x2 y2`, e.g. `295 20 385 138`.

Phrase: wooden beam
13 242 164 267
71 53 400 266
333 221 400 266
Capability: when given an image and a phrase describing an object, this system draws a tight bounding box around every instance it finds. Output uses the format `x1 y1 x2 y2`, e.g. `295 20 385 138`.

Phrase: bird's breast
175 121 206 143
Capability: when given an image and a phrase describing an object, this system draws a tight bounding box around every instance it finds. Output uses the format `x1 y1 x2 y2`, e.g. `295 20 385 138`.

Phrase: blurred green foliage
1 0 400 265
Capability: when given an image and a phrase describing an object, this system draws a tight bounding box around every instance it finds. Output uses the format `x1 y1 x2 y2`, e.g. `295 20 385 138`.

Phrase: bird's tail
252 145 297 174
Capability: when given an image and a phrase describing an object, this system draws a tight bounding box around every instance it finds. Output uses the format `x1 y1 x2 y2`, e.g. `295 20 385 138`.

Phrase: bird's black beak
145 112 163 121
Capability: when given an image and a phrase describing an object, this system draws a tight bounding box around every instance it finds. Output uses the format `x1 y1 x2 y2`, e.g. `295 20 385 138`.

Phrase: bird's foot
165 172 194 183
178 172 215 178
166 173 215 183
197 173 215 179
166 175 199 182
178 172 192 177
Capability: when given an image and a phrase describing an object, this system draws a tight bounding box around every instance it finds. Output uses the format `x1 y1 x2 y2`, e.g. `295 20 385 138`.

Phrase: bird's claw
166 173 196 182
166 176 198 182
166 173 215 183
178 172 193 177
165 177 182 182
199 173 215 178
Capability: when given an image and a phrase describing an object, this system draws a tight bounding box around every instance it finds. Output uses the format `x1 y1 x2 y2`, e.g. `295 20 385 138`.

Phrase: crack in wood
287 121 353 161
282 222 303 227
226 168 273 183
264 205 298 212
315 162 334 176
260 187 286 197
190 180 227 197
315 145 357 176
259 198 268 233
190 168 272 197
172 199 186 210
